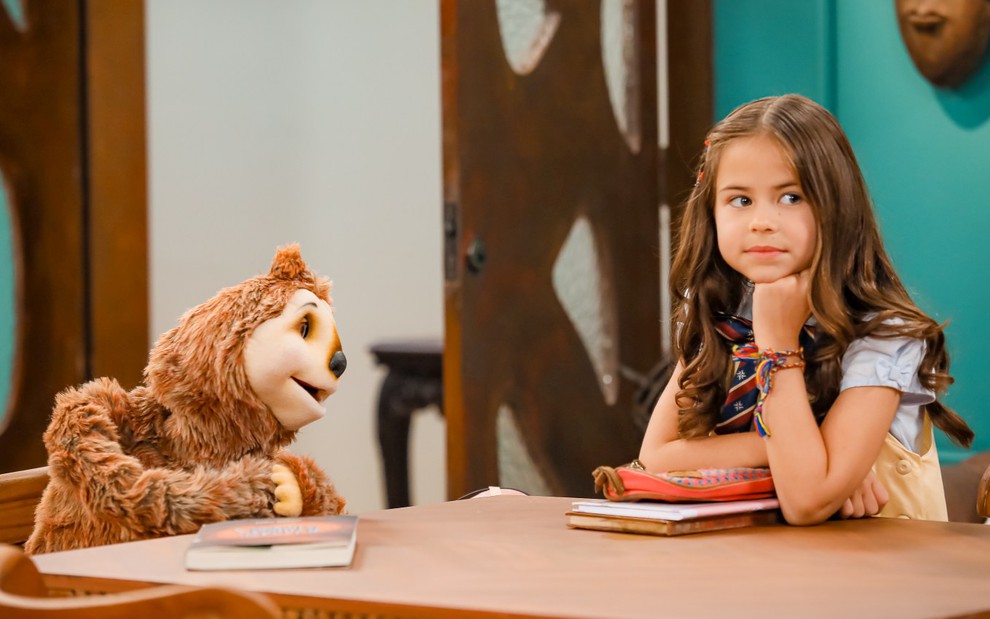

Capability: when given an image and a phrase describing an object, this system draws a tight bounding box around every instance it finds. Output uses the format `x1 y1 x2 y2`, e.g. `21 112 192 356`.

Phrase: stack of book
566 497 780 536
185 514 358 571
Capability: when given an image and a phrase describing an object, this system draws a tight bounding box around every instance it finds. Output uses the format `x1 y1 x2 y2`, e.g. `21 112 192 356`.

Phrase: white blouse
840 330 932 453
735 292 932 453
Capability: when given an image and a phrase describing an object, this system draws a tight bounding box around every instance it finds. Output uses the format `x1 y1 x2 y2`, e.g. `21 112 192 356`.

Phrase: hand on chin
752 269 811 349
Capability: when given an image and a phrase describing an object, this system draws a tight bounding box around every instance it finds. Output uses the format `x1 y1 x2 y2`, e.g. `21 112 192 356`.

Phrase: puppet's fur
26 245 345 554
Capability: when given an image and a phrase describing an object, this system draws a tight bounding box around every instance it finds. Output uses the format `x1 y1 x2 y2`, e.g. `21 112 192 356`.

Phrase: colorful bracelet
732 343 806 438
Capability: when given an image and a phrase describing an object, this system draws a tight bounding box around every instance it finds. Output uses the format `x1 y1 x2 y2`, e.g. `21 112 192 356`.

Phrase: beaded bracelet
732 343 806 438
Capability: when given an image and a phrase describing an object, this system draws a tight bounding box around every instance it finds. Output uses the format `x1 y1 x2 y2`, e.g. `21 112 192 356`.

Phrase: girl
638 94 973 525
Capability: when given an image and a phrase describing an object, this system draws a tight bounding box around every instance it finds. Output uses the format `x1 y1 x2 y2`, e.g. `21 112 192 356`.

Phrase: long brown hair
670 94 973 447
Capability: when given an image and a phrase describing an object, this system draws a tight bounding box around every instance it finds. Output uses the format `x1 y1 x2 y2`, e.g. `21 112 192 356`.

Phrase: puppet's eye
299 316 311 339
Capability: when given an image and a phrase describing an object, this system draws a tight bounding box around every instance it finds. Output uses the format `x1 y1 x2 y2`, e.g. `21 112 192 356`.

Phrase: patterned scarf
713 314 815 434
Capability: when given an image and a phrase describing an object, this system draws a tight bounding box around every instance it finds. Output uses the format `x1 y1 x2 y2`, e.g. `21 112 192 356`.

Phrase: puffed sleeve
840 333 935 406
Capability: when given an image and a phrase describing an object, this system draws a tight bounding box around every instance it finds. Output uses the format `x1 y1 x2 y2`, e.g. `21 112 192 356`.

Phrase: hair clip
695 139 710 187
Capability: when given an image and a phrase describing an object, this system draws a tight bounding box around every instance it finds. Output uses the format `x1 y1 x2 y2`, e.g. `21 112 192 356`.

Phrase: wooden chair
0 544 281 619
0 467 49 546
978 461 990 521
942 451 990 523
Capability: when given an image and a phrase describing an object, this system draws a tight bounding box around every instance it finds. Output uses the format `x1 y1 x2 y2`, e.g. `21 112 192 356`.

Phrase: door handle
465 238 487 273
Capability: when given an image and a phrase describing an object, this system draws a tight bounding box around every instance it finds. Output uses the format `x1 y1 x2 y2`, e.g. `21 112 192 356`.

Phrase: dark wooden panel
665 0 713 220
0 2 87 471
0 1 148 472
85 0 148 389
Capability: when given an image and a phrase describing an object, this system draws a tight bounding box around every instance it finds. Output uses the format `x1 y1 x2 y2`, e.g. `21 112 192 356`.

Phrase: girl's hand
839 469 889 519
752 269 811 350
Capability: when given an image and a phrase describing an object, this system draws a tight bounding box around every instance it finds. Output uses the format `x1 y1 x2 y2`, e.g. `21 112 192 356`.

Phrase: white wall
146 0 446 514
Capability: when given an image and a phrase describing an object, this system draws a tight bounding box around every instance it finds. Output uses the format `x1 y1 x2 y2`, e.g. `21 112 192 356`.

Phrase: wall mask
895 0 990 88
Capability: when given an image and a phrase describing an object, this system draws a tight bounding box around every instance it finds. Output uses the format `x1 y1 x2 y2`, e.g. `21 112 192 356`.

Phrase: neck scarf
713 314 815 434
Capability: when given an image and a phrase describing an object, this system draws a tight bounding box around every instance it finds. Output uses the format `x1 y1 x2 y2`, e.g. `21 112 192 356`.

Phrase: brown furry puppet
26 244 347 554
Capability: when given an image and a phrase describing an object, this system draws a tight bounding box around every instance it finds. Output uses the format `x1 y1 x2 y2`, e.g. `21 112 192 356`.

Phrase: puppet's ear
269 243 308 280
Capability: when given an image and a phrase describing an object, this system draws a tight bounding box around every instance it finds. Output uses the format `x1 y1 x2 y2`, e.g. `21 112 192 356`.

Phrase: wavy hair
670 94 973 447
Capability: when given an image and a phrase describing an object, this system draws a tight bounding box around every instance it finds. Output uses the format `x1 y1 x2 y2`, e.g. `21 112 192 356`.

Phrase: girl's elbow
781 509 829 526
779 498 836 526
637 437 678 469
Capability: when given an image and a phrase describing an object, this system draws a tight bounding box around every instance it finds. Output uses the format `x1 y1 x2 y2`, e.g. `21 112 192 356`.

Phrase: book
185 515 358 571
566 509 780 536
570 497 780 520
566 498 781 537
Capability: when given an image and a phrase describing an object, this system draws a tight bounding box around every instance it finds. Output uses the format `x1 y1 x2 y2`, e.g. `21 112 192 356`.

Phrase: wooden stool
370 339 443 508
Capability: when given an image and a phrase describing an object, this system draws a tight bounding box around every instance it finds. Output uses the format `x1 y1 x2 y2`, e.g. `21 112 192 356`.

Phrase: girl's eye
728 196 751 208
299 316 311 339
780 193 802 205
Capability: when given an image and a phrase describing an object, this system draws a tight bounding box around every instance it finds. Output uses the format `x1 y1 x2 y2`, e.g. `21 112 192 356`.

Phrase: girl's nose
748 201 778 232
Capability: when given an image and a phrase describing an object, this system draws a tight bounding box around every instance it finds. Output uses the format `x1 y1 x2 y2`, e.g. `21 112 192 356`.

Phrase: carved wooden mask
895 0 990 88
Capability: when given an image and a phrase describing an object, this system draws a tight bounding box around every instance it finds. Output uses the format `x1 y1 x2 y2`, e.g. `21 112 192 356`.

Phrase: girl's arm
638 360 769 470
759 370 898 524
754 271 899 525
637 347 892 524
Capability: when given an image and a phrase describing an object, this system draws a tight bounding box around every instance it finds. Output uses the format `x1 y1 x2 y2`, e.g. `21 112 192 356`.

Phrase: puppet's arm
274 450 347 516
43 379 281 537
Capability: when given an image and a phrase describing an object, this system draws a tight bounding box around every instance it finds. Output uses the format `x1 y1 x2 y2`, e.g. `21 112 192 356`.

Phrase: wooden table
32 496 990 619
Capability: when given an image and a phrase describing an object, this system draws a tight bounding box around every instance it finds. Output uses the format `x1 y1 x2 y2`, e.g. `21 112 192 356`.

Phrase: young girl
638 94 973 524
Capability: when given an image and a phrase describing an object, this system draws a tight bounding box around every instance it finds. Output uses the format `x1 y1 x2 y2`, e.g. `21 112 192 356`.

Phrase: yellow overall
873 415 947 521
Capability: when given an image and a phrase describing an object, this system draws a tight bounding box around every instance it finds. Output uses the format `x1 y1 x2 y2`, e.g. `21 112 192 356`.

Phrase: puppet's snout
330 350 347 378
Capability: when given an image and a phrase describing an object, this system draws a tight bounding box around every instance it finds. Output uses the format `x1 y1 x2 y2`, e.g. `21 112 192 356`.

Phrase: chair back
0 543 282 619
942 451 990 522
0 467 48 546
978 463 990 521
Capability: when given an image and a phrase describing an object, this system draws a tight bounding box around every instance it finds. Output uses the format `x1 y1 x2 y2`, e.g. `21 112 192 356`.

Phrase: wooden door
443 0 648 498
442 0 712 499
0 1 148 472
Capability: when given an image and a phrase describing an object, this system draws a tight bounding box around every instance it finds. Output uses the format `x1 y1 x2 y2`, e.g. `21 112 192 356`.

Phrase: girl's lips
746 246 784 254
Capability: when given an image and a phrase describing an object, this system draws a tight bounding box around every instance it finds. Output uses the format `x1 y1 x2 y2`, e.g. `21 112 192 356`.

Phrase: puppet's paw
274 451 346 516
272 463 303 517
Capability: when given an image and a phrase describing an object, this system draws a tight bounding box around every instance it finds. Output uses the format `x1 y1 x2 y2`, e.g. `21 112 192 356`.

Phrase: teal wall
714 0 990 463
0 176 13 428
714 0 835 111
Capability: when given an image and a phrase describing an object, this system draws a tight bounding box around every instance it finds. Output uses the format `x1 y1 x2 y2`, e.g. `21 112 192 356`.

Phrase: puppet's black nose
330 350 347 378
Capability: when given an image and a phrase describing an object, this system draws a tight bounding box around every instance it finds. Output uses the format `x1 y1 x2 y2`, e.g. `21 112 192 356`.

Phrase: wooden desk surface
32 495 990 619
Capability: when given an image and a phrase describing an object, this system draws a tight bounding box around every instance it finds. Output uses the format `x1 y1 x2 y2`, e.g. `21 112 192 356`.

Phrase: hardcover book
567 498 781 536
185 515 358 571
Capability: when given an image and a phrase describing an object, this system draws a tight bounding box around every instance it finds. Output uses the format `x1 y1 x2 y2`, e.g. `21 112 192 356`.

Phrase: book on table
566 497 781 536
185 514 358 571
